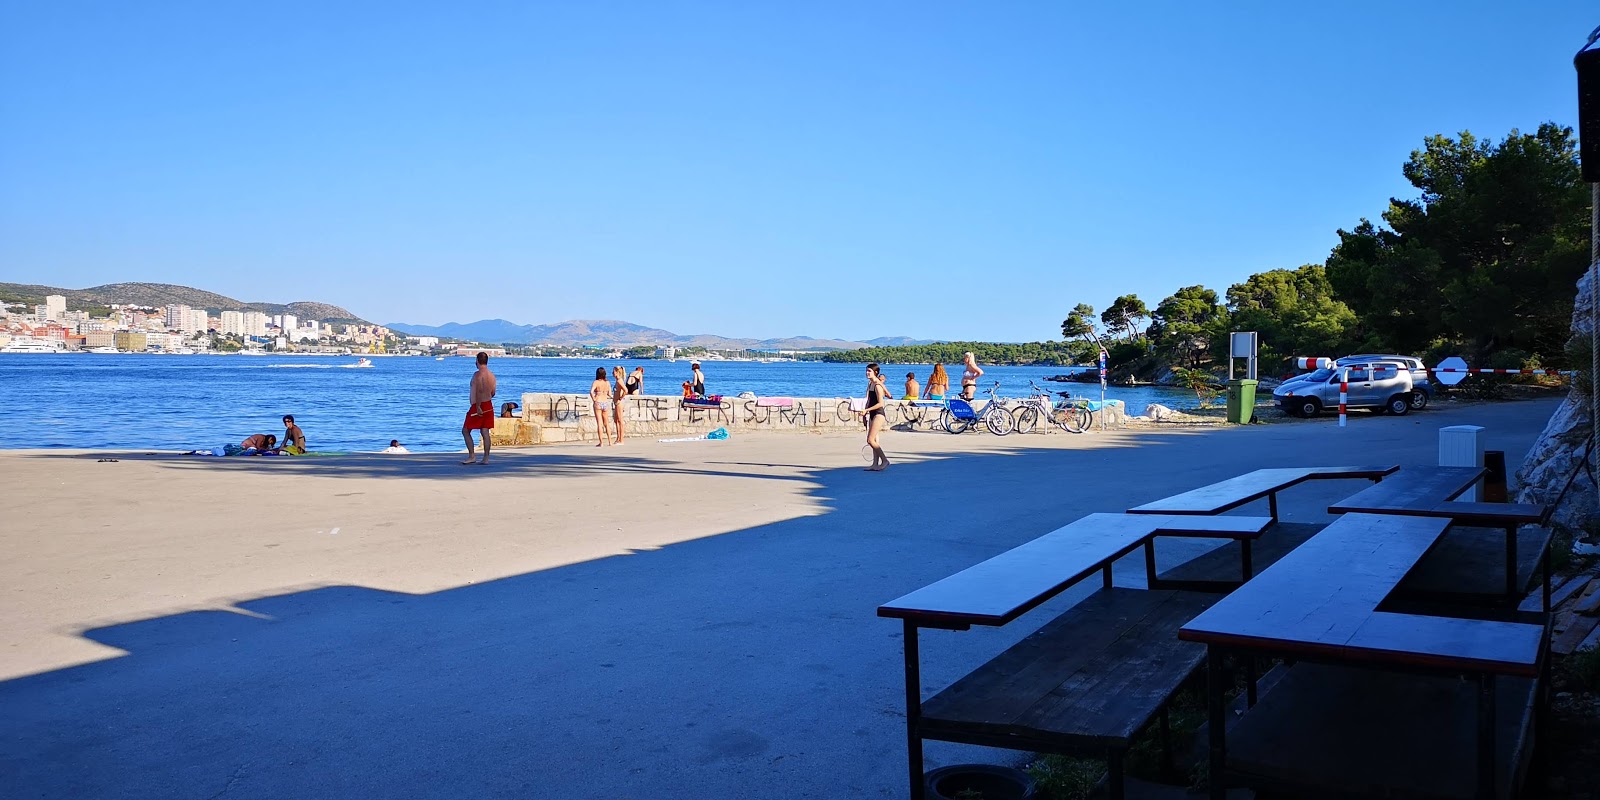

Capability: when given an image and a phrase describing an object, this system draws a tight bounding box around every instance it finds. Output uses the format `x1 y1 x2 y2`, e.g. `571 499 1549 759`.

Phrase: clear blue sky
1 2 1593 342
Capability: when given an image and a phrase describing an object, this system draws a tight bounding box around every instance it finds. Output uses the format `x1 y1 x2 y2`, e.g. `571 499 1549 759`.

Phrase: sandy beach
0 398 1565 799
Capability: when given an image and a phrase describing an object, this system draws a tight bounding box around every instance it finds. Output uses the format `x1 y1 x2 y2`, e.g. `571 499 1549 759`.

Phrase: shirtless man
281 415 306 454
462 351 497 465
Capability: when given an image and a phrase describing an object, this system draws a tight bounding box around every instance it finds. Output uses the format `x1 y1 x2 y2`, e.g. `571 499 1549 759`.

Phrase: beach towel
755 397 795 408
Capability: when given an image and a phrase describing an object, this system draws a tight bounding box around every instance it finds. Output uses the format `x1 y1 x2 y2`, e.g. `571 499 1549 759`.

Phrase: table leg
1103 563 1113 589
1144 540 1157 588
1543 545 1553 613
1477 674 1496 800
1244 655 1257 707
1241 540 1254 582
1504 524 1518 599
1267 492 1278 522
1207 648 1227 800
903 621 924 800
1107 751 1125 800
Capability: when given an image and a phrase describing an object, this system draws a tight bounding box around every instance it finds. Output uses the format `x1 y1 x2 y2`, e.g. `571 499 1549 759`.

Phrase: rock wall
1516 269 1597 531
505 392 1128 445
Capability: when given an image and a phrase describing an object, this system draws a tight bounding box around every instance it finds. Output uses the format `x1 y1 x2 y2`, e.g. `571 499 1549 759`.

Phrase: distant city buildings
0 297 396 353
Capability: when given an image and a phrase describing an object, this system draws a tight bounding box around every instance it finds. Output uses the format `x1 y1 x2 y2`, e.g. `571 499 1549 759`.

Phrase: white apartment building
186 308 209 334
280 314 298 334
220 310 245 335
45 295 66 321
164 304 189 330
242 311 269 337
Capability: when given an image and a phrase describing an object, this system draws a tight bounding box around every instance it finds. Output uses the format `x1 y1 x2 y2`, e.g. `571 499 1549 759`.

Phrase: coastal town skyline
2 3 1592 343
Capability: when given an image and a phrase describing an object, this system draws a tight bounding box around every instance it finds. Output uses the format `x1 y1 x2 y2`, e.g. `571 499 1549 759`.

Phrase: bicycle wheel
1012 405 1040 434
1055 402 1091 434
941 408 971 434
985 404 1015 436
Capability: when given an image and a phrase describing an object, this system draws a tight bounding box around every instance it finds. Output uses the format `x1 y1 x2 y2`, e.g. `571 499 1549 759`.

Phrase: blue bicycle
940 382 1015 435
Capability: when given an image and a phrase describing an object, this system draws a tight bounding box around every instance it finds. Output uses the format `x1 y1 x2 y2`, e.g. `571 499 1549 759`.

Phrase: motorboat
86 346 121 354
0 338 63 353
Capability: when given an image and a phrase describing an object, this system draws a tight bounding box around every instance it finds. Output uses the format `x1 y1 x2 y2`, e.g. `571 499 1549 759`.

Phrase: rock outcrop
1515 269 1597 532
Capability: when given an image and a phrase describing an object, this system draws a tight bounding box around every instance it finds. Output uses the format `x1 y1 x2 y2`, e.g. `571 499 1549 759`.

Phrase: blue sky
1 2 1592 342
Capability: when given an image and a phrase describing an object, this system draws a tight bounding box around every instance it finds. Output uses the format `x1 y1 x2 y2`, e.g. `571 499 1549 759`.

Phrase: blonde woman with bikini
611 366 629 445
960 352 984 401
590 367 614 447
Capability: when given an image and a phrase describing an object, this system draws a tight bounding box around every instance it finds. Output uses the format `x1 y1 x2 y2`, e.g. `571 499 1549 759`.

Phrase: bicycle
1014 380 1093 433
1012 382 1058 434
940 381 1015 435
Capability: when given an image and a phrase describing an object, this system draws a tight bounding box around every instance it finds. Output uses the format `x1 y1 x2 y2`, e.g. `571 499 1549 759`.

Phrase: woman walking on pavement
859 363 891 471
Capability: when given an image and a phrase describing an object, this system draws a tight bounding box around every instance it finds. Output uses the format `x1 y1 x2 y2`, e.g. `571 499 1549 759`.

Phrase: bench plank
1226 663 1536 800
878 513 1270 627
1128 466 1398 515
1179 513 1544 675
1326 466 1487 515
919 587 1216 750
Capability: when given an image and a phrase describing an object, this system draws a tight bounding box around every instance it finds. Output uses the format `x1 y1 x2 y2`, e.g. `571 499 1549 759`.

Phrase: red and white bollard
1293 356 1333 370
1338 367 1349 428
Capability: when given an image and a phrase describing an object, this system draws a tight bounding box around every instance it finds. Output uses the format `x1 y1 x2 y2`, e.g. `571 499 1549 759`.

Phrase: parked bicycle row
890 381 1103 436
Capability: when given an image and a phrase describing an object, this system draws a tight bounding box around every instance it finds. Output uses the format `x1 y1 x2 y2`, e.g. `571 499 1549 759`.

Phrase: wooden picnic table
1179 512 1547 800
1128 465 1397 521
879 512 1272 800
1328 466 1551 605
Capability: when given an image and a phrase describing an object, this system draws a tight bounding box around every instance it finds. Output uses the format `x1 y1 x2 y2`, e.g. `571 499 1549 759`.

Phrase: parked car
1336 354 1431 410
1273 360 1415 418
1279 353 1433 410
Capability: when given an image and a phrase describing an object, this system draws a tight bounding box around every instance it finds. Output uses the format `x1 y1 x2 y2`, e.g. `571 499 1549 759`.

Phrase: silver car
1280 353 1433 410
1274 360 1415 418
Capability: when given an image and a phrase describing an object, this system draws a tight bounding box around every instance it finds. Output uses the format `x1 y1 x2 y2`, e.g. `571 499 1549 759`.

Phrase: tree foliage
1100 295 1149 341
1148 285 1228 367
1327 124 1590 361
1224 265 1359 366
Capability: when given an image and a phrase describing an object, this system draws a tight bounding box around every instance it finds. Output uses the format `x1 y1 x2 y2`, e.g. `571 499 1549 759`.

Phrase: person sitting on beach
240 433 277 453
625 366 644 396
381 439 410 454
903 372 920 401
690 362 705 397
500 401 520 418
281 415 306 454
681 380 695 399
925 363 948 400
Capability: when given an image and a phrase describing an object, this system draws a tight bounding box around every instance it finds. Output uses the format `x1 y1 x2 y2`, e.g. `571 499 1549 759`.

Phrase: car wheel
1386 395 1411 416
1409 390 1429 410
1296 398 1321 418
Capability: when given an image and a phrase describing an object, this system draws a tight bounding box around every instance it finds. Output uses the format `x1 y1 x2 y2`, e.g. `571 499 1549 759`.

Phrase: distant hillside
864 336 942 347
0 281 369 324
387 318 914 351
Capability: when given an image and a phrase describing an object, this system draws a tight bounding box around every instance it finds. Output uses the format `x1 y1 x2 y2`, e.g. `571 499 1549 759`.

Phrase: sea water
0 354 1196 452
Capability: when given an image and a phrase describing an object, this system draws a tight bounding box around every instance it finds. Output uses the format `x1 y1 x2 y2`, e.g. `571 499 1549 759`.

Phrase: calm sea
0 354 1196 452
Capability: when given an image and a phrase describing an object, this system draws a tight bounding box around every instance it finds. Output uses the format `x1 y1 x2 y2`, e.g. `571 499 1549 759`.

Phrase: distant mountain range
0 281 368 324
387 318 939 351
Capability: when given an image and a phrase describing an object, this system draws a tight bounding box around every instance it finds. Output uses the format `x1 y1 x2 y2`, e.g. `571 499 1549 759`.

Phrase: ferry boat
0 338 63 353
86 346 121 354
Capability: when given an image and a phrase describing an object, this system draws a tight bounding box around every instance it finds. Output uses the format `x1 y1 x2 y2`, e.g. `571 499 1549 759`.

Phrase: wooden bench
1128 466 1396 591
1128 465 1397 521
1328 466 1553 606
878 513 1272 800
1179 513 1548 800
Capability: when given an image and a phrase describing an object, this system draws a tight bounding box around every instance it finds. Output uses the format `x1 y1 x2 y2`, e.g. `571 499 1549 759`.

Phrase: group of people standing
589 364 651 447
856 352 985 473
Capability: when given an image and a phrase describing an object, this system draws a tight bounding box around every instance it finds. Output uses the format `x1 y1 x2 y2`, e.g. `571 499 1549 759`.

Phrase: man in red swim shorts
462 351 497 465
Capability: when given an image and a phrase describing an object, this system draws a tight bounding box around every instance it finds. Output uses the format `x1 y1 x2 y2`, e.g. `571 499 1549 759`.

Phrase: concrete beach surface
0 399 1564 799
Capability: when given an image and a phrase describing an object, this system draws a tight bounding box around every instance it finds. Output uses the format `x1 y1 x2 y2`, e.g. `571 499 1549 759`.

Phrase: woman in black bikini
859 363 890 471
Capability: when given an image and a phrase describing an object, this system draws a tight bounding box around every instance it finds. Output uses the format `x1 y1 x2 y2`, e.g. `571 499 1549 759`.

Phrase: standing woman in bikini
590 367 614 447
859 363 891 471
610 366 628 445
960 352 984 400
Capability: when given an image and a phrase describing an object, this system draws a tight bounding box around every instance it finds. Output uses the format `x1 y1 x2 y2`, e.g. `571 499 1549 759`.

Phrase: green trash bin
1226 379 1258 424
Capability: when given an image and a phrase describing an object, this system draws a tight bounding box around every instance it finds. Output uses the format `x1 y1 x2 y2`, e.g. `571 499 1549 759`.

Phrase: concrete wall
500 392 1128 445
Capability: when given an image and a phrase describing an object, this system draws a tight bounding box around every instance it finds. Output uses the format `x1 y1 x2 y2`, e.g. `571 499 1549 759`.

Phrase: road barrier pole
1338 368 1349 428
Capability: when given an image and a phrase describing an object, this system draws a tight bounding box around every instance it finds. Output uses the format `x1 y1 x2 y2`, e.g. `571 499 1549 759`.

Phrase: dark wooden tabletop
1326 466 1486 516
877 513 1271 628
1178 513 1544 676
1128 466 1399 515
